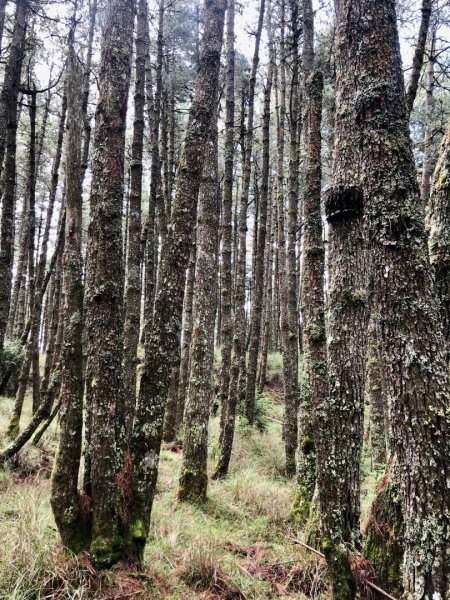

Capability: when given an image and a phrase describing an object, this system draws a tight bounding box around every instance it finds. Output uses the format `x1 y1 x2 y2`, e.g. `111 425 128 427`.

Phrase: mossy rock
363 477 403 599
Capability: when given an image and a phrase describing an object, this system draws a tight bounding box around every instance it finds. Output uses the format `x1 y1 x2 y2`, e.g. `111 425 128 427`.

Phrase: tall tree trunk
275 0 298 476
0 0 27 352
0 0 28 183
420 26 436 206
343 0 450 596
214 0 265 479
142 0 164 344
123 0 147 438
217 0 235 435
405 0 432 117
83 0 135 568
7 89 39 436
50 13 87 554
245 37 273 414
127 0 226 562
312 1 371 595
426 120 450 357
296 0 318 521
173 244 196 435
0 0 7 53
178 114 220 502
257 184 274 394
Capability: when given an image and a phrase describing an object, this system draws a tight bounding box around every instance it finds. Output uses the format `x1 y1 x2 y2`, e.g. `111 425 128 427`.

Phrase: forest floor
0 354 381 600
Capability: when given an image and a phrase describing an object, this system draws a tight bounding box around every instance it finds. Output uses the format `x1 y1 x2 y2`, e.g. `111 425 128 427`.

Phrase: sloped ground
0 379 336 599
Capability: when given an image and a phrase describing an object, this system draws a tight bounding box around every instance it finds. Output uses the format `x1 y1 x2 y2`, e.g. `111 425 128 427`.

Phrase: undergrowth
0 349 382 599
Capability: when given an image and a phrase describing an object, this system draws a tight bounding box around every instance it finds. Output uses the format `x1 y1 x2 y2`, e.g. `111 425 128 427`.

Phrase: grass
0 351 382 599
0 389 331 599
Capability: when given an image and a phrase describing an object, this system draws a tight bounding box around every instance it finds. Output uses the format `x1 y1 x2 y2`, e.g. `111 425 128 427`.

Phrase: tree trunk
214 0 265 479
123 0 147 439
7 89 39 437
420 26 436 206
427 119 450 358
127 0 226 563
245 33 273 415
405 0 432 117
296 0 319 523
83 0 135 568
257 184 275 394
178 114 220 502
0 0 28 351
0 0 28 183
275 0 298 476
217 0 235 436
343 0 450 596
51 15 88 555
312 2 372 596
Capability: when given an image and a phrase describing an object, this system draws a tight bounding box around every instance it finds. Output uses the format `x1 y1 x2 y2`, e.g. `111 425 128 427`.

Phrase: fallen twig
365 580 398 600
286 535 325 558
286 535 399 600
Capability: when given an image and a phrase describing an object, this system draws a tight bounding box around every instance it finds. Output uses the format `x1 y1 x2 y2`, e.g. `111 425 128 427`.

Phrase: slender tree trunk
217 0 235 433
7 89 39 436
0 0 7 53
142 1 164 345
51 14 88 554
405 0 432 117
83 0 135 567
426 120 450 357
343 0 450 596
214 0 265 479
296 0 325 526
245 40 273 413
123 0 147 439
0 0 27 352
127 0 226 562
275 0 298 476
171 243 196 438
0 0 28 182
420 26 436 206
178 113 220 502
141 34 156 340
257 185 274 394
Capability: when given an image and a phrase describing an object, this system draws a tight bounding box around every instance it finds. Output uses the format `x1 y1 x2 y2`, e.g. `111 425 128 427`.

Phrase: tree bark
405 0 432 117
0 0 28 352
0 0 28 183
51 14 88 554
178 114 220 502
217 0 235 428
83 0 135 568
245 32 273 416
127 0 226 562
420 26 436 206
296 0 319 523
123 0 147 439
426 120 450 358
343 0 450 596
214 0 265 479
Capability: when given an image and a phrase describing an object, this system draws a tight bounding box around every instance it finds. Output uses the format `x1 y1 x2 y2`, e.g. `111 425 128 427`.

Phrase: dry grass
0 374 334 599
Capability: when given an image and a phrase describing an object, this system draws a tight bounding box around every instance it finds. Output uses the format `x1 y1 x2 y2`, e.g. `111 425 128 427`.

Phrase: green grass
0 349 383 599
0 390 332 599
